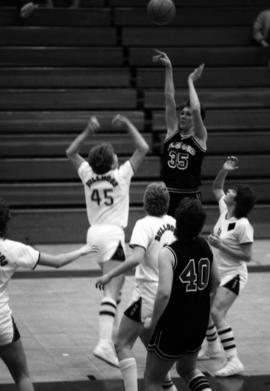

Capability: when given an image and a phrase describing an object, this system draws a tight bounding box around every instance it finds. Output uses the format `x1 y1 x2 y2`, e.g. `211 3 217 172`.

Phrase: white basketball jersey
212 196 254 276
0 239 39 318
78 160 134 228
130 214 176 283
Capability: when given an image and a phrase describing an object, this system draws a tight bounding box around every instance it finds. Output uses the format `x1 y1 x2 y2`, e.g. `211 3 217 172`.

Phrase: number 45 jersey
78 160 134 228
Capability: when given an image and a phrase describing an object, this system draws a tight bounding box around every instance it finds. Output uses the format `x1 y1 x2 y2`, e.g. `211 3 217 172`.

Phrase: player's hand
95 274 111 290
152 49 172 68
188 63 205 82
79 243 92 256
86 116 100 132
208 234 222 249
223 156 239 171
112 113 129 128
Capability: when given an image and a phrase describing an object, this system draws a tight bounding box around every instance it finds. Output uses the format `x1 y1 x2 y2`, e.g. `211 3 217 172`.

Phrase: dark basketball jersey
148 236 213 358
161 132 206 192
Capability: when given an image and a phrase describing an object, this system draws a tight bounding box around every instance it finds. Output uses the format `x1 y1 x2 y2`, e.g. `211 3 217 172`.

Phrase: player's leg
176 352 211 391
197 316 221 360
115 312 144 391
144 351 174 391
211 276 244 376
0 334 34 391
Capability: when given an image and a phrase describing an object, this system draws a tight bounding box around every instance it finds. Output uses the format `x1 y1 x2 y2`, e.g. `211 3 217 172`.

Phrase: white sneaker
93 340 119 368
198 344 221 360
215 356 244 377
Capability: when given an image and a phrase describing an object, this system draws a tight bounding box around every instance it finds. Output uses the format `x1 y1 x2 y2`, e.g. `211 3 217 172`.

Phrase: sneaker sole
92 352 119 368
198 352 221 360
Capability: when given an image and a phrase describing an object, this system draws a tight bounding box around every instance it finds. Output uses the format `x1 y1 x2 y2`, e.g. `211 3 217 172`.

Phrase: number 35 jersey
161 132 206 192
78 160 134 228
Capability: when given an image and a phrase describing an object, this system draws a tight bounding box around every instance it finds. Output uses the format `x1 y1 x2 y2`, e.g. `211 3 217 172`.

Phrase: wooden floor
0 241 270 391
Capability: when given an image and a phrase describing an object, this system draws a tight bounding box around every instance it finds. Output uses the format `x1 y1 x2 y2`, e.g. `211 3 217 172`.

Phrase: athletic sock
217 326 237 358
98 297 117 341
189 374 211 391
119 357 138 391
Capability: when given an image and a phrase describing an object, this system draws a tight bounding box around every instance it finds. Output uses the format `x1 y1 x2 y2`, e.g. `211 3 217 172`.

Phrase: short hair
88 143 115 175
179 100 206 120
0 197 10 238
234 186 256 218
175 198 206 240
143 182 170 217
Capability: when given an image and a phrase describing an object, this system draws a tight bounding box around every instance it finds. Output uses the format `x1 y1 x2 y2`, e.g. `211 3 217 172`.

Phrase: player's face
224 188 237 205
179 107 192 131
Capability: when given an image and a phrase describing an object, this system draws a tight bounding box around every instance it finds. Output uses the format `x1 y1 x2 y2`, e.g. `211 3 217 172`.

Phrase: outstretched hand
86 116 100 132
152 49 172 67
112 113 129 128
223 156 239 171
95 274 111 290
188 63 205 82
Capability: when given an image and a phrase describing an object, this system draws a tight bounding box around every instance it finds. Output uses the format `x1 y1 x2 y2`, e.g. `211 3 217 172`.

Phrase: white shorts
0 311 20 346
86 224 126 265
124 281 158 324
220 271 248 293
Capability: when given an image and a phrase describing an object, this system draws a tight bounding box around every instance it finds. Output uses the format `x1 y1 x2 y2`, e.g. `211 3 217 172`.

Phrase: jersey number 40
179 258 210 292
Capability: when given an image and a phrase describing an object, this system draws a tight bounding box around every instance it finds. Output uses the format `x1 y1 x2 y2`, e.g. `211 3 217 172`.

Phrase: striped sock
217 326 237 358
188 373 211 391
99 297 117 341
205 320 218 344
189 374 211 391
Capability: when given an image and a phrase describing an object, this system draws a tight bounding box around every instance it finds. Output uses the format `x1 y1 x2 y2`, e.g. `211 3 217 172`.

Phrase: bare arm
212 156 239 202
112 114 149 172
153 49 178 139
95 246 145 290
149 247 174 330
188 64 207 148
66 116 100 171
38 244 91 268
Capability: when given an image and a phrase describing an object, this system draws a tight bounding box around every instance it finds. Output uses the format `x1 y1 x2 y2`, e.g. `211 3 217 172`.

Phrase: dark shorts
168 190 201 218
148 318 207 360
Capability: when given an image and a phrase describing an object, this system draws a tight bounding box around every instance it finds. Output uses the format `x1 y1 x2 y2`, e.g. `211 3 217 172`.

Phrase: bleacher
0 0 269 243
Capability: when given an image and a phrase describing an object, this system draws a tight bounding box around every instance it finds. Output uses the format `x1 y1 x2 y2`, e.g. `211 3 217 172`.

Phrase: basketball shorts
0 312 20 346
86 224 126 265
124 282 158 324
220 271 247 295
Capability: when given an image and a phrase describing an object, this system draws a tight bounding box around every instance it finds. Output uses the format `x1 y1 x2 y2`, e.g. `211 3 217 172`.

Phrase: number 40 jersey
78 160 134 228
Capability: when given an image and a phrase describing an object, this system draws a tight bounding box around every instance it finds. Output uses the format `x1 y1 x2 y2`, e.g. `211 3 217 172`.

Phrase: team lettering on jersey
168 142 196 156
0 252 8 267
86 175 119 189
155 224 175 242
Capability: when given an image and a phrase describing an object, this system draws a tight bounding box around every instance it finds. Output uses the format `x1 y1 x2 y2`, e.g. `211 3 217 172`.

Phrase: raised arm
38 244 91 268
66 116 100 171
153 49 178 140
253 11 269 47
95 246 145 290
188 64 207 148
112 114 149 172
212 156 239 202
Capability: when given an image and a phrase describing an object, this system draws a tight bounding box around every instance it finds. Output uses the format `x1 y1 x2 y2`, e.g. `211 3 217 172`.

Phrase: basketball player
198 156 256 377
96 182 177 391
0 197 91 391
153 49 207 217
66 114 149 367
144 198 220 391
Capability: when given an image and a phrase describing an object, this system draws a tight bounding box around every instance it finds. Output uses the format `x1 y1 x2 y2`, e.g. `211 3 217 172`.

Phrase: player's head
0 197 10 238
143 182 170 217
174 198 206 240
88 143 117 174
233 185 256 218
178 101 206 132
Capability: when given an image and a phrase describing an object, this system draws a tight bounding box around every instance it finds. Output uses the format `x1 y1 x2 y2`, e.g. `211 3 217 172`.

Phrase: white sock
99 297 117 341
119 357 138 391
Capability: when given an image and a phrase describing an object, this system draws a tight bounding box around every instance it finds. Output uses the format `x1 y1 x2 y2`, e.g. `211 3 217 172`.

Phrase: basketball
147 0 176 25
